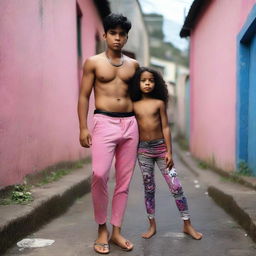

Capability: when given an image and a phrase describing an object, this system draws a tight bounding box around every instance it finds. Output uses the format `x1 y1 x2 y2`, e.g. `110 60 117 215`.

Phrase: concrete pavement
1 145 256 254
0 167 91 255
174 143 256 243
3 152 256 256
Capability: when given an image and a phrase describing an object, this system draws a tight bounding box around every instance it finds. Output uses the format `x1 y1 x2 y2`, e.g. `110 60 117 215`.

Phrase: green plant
73 161 84 169
1 185 33 204
220 175 240 183
237 161 253 176
35 159 89 187
37 169 71 186
197 160 209 169
0 159 89 205
0 185 33 205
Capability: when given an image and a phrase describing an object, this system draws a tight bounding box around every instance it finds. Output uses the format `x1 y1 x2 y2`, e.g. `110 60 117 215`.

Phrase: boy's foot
93 242 110 254
94 225 110 254
183 223 203 240
109 234 134 251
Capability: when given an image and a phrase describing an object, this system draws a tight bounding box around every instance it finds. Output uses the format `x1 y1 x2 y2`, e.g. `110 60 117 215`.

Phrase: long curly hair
129 67 169 104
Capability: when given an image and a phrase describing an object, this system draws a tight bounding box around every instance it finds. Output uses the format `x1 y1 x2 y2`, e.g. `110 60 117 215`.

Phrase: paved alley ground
5 153 256 256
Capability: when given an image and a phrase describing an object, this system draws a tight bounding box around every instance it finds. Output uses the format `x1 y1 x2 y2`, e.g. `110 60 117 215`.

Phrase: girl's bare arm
159 101 173 168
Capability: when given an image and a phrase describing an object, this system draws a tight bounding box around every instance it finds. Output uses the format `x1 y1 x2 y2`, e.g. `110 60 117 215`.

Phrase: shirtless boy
78 13 139 254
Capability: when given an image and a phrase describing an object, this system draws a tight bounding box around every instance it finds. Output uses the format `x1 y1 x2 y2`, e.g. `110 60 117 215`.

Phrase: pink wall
0 0 104 186
77 0 105 127
190 0 256 171
176 74 187 136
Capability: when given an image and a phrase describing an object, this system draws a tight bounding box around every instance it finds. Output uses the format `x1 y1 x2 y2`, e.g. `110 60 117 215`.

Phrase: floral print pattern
138 139 190 220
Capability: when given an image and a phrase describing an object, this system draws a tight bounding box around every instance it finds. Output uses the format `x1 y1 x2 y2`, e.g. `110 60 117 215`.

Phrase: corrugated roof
180 0 211 38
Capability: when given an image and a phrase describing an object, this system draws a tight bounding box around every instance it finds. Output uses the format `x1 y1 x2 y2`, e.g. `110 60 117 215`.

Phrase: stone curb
174 143 256 243
0 168 91 255
208 186 256 243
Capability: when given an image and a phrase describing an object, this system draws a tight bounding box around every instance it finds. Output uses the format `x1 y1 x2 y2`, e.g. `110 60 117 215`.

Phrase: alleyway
5 154 256 256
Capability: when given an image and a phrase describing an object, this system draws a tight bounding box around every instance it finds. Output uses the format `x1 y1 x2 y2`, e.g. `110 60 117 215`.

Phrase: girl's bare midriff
134 99 164 141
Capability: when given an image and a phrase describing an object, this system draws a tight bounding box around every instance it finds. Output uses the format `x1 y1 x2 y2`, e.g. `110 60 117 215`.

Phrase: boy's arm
159 101 173 168
77 58 95 147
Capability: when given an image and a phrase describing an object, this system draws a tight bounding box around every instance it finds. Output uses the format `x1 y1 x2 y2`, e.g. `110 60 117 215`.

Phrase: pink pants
91 113 139 227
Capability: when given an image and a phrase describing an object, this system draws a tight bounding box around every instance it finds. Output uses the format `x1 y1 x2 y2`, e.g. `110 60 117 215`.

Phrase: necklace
105 52 124 67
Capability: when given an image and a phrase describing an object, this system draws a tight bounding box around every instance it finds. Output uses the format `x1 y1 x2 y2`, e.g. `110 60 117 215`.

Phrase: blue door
237 4 256 175
248 34 256 172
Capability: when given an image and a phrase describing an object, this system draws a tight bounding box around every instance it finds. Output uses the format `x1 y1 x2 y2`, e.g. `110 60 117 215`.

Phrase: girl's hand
165 152 174 169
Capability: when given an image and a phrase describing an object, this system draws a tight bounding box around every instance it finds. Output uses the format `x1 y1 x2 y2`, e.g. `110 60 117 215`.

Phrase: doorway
237 4 256 175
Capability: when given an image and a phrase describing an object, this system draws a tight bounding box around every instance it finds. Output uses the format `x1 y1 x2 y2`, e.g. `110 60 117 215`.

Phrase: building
143 13 164 48
180 0 256 175
0 0 110 187
108 0 150 66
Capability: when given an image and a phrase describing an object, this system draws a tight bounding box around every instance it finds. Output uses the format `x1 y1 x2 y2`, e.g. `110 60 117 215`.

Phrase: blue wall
237 4 256 175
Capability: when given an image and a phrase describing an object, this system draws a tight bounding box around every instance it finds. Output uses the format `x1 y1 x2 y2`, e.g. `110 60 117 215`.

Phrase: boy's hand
165 152 174 169
79 128 92 148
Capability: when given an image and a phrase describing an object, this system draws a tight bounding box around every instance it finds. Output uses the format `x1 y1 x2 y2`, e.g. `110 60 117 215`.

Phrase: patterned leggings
137 139 190 220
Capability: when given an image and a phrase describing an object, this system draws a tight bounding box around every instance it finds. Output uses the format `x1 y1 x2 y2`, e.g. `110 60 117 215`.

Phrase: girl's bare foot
110 226 133 251
94 224 110 254
142 218 157 239
183 220 203 240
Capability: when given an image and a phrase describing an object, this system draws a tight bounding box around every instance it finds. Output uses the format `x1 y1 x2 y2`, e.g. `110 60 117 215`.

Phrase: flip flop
93 242 110 254
109 239 134 251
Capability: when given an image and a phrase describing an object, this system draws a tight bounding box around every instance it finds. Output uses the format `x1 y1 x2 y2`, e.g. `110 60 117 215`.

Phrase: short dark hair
103 13 131 34
129 67 169 104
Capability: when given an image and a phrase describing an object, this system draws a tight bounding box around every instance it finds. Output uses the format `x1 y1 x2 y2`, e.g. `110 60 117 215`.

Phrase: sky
138 0 194 50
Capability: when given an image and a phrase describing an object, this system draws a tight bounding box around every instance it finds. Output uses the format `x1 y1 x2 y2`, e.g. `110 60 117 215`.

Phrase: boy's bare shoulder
83 53 105 69
123 54 139 68
85 53 105 64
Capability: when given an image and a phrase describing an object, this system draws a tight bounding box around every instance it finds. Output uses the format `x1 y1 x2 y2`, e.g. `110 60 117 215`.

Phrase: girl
130 67 202 240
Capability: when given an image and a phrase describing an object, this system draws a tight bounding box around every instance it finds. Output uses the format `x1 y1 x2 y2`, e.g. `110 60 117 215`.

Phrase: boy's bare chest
95 63 134 83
